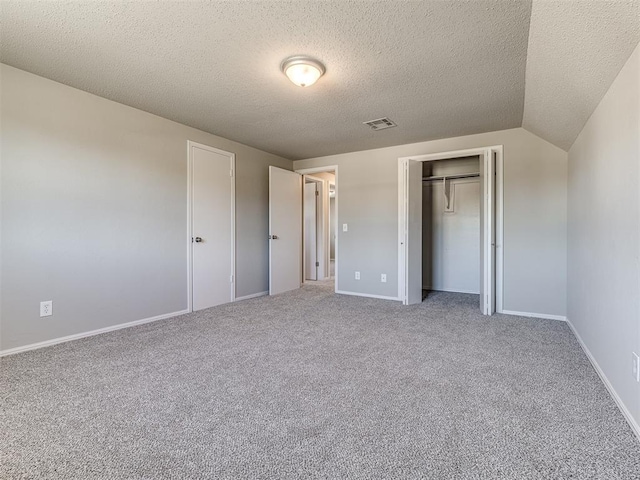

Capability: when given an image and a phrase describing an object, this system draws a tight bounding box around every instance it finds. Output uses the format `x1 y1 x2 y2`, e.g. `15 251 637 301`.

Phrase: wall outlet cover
381 274 387 282
355 271 360 280
40 300 53 317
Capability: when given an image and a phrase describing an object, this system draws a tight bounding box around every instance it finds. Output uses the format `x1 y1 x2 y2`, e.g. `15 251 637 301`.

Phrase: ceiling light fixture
281 56 325 87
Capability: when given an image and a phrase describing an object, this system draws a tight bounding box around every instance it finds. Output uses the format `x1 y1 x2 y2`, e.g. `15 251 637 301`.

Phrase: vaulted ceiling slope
523 0 640 151
0 1 638 159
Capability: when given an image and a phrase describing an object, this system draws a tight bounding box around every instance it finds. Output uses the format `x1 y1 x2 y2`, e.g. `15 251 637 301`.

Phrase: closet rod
422 172 480 182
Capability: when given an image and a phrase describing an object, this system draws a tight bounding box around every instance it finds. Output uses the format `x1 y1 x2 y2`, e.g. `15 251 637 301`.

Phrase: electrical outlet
633 352 640 383
342 223 348 232
381 273 387 283
40 300 53 317
355 271 360 280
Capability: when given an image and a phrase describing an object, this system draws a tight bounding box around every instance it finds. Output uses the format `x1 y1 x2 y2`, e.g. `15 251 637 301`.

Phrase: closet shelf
422 172 480 182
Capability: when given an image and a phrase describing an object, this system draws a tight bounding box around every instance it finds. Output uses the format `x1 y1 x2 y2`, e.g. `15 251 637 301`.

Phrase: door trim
187 140 236 312
397 146 504 312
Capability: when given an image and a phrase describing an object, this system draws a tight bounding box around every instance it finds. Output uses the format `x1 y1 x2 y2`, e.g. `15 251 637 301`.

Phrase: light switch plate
342 223 348 232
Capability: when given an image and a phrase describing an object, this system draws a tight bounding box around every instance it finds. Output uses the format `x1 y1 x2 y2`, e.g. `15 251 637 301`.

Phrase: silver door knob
194 237 203 243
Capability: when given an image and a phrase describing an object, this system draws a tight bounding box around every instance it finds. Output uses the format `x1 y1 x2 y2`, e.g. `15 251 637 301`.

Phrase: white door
479 149 495 315
304 182 318 280
269 166 302 295
405 159 423 305
190 142 234 311
315 181 326 280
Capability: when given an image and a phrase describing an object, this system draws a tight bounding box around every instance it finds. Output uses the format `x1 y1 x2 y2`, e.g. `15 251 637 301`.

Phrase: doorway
302 171 335 285
423 156 481 295
268 166 338 295
301 169 336 287
398 146 503 314
187 141 235 311
303 176 322 281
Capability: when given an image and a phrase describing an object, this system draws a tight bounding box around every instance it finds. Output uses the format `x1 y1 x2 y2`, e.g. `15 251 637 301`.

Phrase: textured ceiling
523 0 640 151
0 1 531 159
0 1 638 159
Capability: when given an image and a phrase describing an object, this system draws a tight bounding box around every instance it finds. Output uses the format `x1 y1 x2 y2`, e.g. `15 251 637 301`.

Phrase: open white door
405 159 423 305
269 166 302 295
479 149 495 315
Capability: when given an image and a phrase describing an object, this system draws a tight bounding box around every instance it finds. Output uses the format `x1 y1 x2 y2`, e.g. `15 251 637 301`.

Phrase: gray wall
0 64 291 351
330 197 336 260
567 44 640 430
294 128 568 316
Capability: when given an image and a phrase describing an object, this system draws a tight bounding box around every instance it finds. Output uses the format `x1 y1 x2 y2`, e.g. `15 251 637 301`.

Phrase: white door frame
398 146 504 311
187 140 236 312
296 166 339 291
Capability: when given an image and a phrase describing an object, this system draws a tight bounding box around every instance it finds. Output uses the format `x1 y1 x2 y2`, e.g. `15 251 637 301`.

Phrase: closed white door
269 166 302 295
304 182 318 280
190 142 234 311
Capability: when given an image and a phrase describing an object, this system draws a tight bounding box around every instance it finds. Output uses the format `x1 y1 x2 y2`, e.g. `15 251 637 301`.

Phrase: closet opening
422 156 481 300
398 146 503 315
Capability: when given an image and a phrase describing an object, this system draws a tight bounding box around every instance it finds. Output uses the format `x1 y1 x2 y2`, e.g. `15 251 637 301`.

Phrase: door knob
270 235 279 240
194 237 203 243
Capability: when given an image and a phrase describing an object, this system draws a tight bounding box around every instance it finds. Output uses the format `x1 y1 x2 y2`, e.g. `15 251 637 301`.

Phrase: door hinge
316 262 319 267
230 275 234 283
316 190 319 196
230 169 234 177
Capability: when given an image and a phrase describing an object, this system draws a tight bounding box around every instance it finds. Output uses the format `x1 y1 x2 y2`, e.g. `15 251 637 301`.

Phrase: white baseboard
566 319 640 442
423 286 480 295
0 309 189 357
500 309 567 322
335 290 401 301
235 291 269 301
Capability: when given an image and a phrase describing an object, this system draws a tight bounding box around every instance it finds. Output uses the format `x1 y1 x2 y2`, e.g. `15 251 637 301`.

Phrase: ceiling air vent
363 117 397 131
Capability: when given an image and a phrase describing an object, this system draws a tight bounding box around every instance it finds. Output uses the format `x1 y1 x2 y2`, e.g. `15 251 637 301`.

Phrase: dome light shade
281 56 325 87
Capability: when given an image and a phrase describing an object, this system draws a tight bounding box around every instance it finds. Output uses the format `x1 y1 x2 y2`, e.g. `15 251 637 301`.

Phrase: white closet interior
422 156 481 295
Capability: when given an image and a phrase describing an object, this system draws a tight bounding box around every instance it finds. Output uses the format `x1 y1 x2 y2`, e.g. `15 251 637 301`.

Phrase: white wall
567 43 640 433
294 128 568 316
0 64 292 352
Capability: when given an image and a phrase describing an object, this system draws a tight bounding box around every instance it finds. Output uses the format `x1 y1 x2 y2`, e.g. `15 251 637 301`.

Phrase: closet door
405 159 423 305
479 149 495 315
